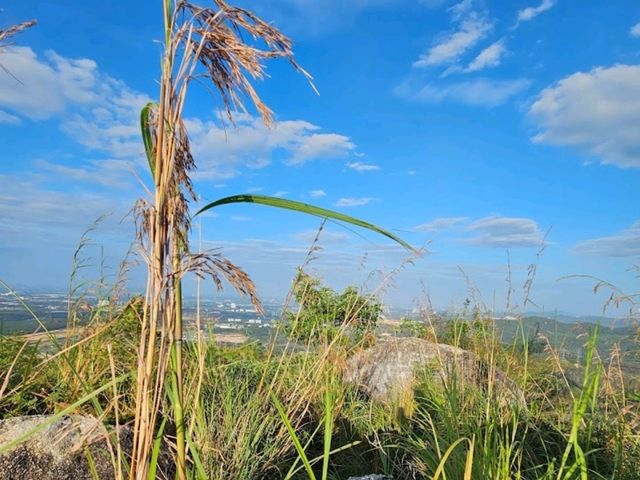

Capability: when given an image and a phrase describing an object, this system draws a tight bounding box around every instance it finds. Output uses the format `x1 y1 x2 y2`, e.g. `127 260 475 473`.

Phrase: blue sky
1 0 639 316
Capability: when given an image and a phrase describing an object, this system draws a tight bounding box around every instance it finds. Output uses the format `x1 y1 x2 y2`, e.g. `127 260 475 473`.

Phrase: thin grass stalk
172 248 186 480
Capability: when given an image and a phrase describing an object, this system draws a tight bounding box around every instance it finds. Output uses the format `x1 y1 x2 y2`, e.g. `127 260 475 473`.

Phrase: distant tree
285 269 382 343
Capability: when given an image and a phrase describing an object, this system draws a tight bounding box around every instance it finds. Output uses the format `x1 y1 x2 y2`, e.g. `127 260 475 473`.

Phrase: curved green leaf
140 102 158 180
196 194 417 253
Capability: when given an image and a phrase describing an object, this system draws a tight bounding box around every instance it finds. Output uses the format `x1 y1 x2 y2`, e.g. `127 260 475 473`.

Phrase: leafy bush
285 269 382 344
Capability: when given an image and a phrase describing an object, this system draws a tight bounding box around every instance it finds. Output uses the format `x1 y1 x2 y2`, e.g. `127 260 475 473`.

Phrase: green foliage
398 317 437 341
285 269 382 343
1 276 638 480
197 195 416 253
0 336 56 415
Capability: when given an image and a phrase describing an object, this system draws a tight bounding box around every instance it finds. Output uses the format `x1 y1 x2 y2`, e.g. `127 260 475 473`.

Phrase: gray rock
0 414 173 480
344 337 524 407
0 415 117 480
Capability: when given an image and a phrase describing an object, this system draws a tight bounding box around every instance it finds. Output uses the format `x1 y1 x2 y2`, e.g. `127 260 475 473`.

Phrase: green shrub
285 269 382 344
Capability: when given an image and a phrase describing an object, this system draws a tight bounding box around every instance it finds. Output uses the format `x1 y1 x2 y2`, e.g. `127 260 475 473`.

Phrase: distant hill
495 316 638 364
521 311 633 328
486 316 639 391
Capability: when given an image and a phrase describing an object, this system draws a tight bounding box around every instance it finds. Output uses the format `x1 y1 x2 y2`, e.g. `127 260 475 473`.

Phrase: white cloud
466 215 545 247
60 80 152 159
1 47 354 181
414 217 467 232
465 40 507 72
516 0 556 24
345 161 380 172
334 197 372 207
414 3 492 68
273 191 288 197
449 0 473 21
529 64 640 168
395 77 530 107
573 222 640 257
630 22 640 38
0 47 98 120
187 115 355 179
309 189 327 198
287 131 355 165
0 46 151 174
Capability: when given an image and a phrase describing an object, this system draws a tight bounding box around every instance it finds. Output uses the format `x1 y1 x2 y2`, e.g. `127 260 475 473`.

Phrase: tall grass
1 247 639 479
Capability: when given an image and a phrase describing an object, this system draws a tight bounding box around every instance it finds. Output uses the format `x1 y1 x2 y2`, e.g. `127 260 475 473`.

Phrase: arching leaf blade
196 194 417 253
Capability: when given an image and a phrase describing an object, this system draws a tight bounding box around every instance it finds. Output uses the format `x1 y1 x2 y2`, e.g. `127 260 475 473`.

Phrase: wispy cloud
309 189 327 198
573 222 640 257
334 197 373 207
294 229 349 244
345 161 380 172
0 174 132 248
413 1 492 68
395 77 530 107
529 64 640 168
516 0 556 25
465 40 507 72
36 159 135 189
466 215 545 247
631 22 640 38
0 110 21 125
414 217 468 232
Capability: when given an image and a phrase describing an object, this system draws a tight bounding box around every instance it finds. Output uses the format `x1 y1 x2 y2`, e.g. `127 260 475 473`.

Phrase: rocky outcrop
0 415 118 480
0 415 173 480
344 337 524 407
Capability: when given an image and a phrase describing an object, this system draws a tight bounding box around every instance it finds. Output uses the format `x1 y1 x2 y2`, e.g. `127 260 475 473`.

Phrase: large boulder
344 337 524 407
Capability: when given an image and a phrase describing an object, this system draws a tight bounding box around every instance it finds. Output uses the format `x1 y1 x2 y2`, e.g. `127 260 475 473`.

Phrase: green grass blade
270 390 316 480
185 431 208 480
140 102 157 180
433 437 470 480
287 441 361 479
322 384 333 480
147 416 167 480
196 194 417 253
0 373 127 454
